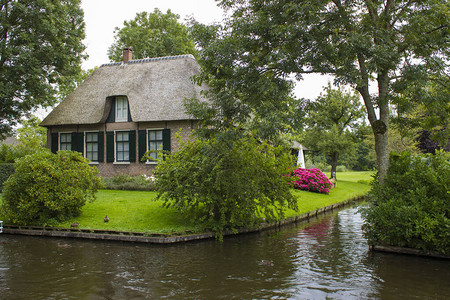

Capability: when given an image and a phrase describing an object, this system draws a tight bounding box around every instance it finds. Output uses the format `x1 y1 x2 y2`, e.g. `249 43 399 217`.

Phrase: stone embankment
2 196 366 244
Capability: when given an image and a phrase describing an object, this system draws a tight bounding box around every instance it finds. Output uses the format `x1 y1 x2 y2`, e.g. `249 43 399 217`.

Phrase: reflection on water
0 207 449 299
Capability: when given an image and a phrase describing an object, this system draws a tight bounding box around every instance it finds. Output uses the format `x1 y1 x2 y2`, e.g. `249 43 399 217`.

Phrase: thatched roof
41 54 205 126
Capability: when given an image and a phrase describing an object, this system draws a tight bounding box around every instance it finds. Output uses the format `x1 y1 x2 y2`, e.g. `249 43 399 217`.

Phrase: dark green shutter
129 130 136 162
72 132 84 155
138 130 147 163
127 101 132 122
163 129 171 152
106 131 114 162
51 133 58 153
106 98 115 123
98 132 104 162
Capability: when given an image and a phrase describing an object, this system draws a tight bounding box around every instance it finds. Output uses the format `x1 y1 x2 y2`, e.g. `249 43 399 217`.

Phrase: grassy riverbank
0 171 373 234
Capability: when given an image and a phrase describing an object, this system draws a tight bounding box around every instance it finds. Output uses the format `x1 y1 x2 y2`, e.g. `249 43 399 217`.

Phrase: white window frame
115 96 128 122
146 128 164 164
114 130 130 164
84 131 99 163
59 132 72 151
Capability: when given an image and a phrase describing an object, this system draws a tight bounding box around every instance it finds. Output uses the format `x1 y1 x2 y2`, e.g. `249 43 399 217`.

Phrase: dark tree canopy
0 0 86 139
108 8 197 61
209 0 449 181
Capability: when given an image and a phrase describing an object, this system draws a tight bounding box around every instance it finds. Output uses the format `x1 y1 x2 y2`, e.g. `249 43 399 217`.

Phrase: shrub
155 135 297 237
292 168 333 194
361 151 450 255
1 150 103 226
102 174 156 191
0 163 14 192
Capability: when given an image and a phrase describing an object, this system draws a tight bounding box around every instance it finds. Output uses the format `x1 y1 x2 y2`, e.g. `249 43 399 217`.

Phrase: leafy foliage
154 134 297 237
212 0 449 181
392 71 449 149
0 163 14 192
102 174 156 191
188 21 301 143
0 0 86 138
301 85 365 175
108 8 197 61
0 116 47 163
361 151 450 255
292 168 333 194
1 150 102 226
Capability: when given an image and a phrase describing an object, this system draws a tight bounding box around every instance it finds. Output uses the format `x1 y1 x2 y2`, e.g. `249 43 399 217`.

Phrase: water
0 207 449 299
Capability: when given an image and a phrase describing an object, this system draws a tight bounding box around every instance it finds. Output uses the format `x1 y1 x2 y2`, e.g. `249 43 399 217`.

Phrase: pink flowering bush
292 168 333 194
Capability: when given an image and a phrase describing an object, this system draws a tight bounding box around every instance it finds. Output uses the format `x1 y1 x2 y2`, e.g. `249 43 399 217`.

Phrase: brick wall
46 120 197 177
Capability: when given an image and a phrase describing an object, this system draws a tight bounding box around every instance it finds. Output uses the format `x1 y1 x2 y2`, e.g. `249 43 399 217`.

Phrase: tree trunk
374 131 389 182
356 55 390 183
374 71 391 183
330 152 339 179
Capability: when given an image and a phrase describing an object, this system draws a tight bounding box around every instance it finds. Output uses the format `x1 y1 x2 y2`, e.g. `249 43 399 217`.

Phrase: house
41 49 205 177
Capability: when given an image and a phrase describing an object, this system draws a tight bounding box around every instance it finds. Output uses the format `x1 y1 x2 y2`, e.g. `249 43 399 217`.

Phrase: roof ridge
100 54 196 67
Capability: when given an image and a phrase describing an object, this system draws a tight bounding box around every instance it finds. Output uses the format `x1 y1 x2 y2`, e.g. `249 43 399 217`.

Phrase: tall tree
212 0 449 181
188 21 299 143
108 9 197 61
302 85 365 176
0 0 86 139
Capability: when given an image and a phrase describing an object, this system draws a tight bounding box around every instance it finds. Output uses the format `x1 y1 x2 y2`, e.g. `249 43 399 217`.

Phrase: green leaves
1 150 102 226
212 0 449 181
361 151 450 254
108 9 197 61
154 134 297 238
0 0 86 138
301 85 365 173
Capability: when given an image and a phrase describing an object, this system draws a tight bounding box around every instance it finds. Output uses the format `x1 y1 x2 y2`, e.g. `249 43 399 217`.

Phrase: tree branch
390 0 414 28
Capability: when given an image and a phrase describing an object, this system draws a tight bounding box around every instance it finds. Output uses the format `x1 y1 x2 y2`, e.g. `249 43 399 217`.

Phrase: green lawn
0 171 373 234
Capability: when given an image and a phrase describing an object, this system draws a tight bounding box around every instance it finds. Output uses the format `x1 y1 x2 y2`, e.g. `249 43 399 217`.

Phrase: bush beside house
102 174 155 191
1 150 102 226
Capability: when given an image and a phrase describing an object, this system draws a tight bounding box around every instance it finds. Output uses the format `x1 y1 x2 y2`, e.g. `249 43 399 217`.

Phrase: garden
0 149 372 235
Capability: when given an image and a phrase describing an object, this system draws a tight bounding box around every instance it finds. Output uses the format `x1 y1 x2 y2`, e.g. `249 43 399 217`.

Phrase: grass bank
0 171 373 234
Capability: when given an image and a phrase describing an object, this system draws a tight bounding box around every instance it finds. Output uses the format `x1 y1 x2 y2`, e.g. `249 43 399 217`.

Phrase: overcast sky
80 0 331 100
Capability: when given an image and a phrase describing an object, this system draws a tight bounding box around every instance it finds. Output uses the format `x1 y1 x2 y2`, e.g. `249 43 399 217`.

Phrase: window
138 129 170 163
116 131 129 162
59 133 71 151
148 130 164 160
85 132 99 161
115 96 128 122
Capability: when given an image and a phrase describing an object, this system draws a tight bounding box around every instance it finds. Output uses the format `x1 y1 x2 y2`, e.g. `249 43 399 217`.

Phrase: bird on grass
104 215 109 223
70 222 79 228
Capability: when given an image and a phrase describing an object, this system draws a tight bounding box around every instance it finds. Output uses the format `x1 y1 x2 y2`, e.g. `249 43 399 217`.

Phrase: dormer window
115 96 128 122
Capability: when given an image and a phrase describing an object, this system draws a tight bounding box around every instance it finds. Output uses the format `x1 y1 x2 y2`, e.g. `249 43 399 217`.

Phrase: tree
0 0 86 139
210 0 449 181
393 74 449 153
154 133 297 238
108 9 197 61
15 116 46 151
301 85 365 176
188 21 299 143
0 116 47 163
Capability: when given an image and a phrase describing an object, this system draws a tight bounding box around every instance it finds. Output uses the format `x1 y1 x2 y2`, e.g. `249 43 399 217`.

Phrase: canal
0 206 449 299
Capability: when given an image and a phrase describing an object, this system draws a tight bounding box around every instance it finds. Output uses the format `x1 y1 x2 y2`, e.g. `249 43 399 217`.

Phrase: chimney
123 47 133 63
